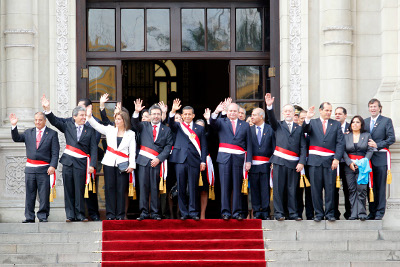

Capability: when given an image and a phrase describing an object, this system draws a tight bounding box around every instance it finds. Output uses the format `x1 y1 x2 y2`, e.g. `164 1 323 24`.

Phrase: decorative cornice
289 0 302 105
4 29 36 35
4 44 35 48
323 26 353 32
323 41 353 46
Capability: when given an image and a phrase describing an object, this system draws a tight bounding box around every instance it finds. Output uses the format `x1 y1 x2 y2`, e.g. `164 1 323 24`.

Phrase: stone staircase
264 220 400 267
0 222 102 266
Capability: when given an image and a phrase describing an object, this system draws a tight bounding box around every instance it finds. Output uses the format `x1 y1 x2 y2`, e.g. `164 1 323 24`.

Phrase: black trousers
344 166 367 218
249 166 270 219
62 165 86 220
309 165 336 219
103 165 129 219
175 162 200 218
334 162 351 219
296 166 314 219
85 174 99 219
138 164 160 217
25 173 50 221
273 164 298 219
219 160 243 218
368 164 387 218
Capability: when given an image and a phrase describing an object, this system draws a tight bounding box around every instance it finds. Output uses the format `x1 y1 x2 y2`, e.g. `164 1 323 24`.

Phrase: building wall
0 0 399 226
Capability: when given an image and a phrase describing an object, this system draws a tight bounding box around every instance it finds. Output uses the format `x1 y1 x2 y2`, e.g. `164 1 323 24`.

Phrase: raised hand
224 97 232 107
134 99 145 113
41 94 50 112
114 102 122 115
172 98 181 113
9 113 18 126
158 101 168 114
99 93 109 110
265 93 275 106
214 101 226 114
307 106 315 119
203 108 211 120
86 104 93 118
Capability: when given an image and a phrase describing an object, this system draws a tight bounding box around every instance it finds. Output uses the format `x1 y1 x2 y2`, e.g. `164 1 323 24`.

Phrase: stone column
4 0 35 124
321 1 353 113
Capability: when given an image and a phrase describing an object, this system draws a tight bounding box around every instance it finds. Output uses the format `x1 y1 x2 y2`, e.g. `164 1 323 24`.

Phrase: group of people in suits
11 91 395 223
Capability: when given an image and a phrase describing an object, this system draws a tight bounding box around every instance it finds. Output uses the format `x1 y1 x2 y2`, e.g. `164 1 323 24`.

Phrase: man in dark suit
265 94 307 221
303 102 345 222
10 112 60 223
168 99 207 220
334 107 351 220
249 107 275 220
132 99 173 221
210 101 252 220
42 98 97 222
364 98 395 220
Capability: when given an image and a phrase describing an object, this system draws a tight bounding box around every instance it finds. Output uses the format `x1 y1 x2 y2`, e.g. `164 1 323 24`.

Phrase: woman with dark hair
343 115 375 220
86 105 136 220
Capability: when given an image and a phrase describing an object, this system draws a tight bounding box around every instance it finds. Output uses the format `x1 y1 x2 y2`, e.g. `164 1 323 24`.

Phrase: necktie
323 120 327 134
77 126 82 141
153 125 157 141
287 123 292 132
257 126 262 145
36 130 42 149
231 120 236 135
370 120 375 132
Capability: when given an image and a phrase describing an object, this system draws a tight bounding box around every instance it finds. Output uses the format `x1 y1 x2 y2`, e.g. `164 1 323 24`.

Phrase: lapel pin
84 130 86 132
330 123 332 126
195 128 197 130
46 132 48 135
162 128 164 130
239 123 241 126
264 133 266 135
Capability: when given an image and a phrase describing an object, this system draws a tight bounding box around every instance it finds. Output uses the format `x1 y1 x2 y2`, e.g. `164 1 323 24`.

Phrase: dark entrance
122 60 229 116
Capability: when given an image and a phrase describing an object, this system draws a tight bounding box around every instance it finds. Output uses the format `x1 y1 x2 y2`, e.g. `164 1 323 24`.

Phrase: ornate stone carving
56 0 69 118
5 156 27 196
4 29 36 34
289 0 302 105
323 26 353 32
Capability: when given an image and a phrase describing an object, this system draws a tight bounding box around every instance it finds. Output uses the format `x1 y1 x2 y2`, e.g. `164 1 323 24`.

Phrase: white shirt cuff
222 111 227 115
11 125 17 130
133 112 139 118
267 105 273 110
207 119 210 125
169 112 175 118
44 110 51 115
211 113 218 119
305 118 310 124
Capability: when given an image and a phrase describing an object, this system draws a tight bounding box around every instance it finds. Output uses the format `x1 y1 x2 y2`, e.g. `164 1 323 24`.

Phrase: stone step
296 230 379 241
0 253 101 264
0 222 102 234
262 220 383 230
267 262 400 267
0 232 101 244
266 240 400 251
266 250 399 262
15 242 101 254
1 264 100 267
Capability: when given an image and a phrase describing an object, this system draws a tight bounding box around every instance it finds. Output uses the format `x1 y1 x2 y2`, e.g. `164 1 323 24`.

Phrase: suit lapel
291 123 299 136
225 118 234 136
68 122 78 142
281 121 291 133
79 125 88 142
316 119 325 136
235 120 242 137
155 124 164 143
371 116 382 134
324 119 333 137
260 125 268 145
118 129 129 150
37 128 49 149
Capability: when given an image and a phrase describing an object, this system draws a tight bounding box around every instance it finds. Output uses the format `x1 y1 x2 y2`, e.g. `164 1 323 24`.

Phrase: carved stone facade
5 156 27 196
288 0 301 105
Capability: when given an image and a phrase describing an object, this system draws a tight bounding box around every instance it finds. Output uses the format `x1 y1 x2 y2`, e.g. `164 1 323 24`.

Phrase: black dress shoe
92 216 101 221
77 218 89 222
263 216 271 220
327 217 336 222
22 219 35 223
375 216 383 220
348 217 356 220
222 215 230 221
359 216 367 221
180 216 186 220
366 214 375 220
116 218 123 220
66 218 74 222
39 219 48 222
275 216 285 221
313 217 322 222
234 215 243 221
136 216 145 221
107 217 114 220
192 216 200 221
153 216 162 221
293 217 302 221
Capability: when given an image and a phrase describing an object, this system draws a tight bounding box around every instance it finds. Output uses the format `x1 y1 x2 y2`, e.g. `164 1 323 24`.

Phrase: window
88 9 116 51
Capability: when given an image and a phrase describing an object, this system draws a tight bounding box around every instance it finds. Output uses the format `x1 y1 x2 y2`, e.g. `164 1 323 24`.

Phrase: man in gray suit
364 98 395 220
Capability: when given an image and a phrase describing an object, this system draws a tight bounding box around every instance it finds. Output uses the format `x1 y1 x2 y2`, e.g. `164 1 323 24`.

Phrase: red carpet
102 219 266 266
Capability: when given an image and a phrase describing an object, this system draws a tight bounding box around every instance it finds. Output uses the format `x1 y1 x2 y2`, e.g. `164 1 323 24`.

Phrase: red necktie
231 120 236 135
153 125 157 141
36 130 42 149
323 120 327 134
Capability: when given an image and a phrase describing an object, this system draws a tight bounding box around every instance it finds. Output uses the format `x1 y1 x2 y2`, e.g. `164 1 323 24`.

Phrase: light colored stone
263 230 297 241
267 262 350 267
0 254 57 264
309 250 394 261
266 251 309 262
57 253 102 263
297 230 379 241
348 240 400 251
262 220 325 230
265 240 347 251
325 220 382 230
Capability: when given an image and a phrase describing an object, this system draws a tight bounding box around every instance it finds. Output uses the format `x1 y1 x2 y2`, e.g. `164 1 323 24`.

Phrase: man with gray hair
265 93 307 221
42 98 97 222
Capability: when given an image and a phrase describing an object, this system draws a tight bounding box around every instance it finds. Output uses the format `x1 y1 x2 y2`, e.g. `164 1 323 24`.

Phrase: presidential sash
180 122 201 156
378 148 392 184
26 159 57 202
139 145 168 193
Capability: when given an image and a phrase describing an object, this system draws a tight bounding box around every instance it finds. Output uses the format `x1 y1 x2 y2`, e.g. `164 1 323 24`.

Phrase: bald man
210 102 252 220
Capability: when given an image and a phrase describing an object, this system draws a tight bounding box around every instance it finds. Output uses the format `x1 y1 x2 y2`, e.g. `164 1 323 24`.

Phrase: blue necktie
257 126 262 145
77 126 82 141
370 120 375 133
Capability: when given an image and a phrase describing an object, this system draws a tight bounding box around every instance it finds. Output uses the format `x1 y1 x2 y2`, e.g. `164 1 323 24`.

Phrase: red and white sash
348 154 373 189
107 146 136 190
273 146 300 161
206 155 215 187
252 156 270 165
138 145 168 181
180 122 201 156
218 143 248 179
309 146 335 157
64 145 92 188
26 159 56 194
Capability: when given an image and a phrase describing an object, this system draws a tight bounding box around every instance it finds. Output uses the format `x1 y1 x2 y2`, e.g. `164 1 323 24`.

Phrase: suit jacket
56 114 103 145
12 126 60 174
343 132 375 166
364 115 396 166
249 123 275 173
168 115 207 167
131 117 173 167
210 116 252 166
46 112 97 170
88 117 136 169
267 108 307 169
303 118 345 167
